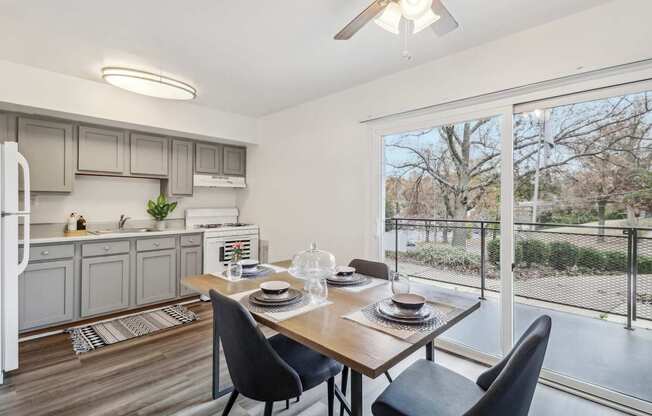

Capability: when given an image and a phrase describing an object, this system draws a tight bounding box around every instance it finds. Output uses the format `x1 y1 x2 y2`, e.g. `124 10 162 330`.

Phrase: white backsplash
28 175 237 224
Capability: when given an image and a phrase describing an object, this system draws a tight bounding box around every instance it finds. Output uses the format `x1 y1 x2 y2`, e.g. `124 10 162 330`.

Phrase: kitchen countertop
20 222 204 244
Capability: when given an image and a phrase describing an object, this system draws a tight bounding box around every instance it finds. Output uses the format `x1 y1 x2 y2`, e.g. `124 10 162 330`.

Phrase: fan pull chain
401 19 412 61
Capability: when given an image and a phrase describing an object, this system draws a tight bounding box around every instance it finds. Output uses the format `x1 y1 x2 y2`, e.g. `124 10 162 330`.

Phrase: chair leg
328 377 335 416
264 401 273 416
339 366 349 416
384 371 393 383
285 399 289 410
223 390 239 416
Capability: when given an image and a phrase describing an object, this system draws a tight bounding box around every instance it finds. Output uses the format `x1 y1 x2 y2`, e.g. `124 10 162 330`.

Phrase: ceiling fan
334 0 458 40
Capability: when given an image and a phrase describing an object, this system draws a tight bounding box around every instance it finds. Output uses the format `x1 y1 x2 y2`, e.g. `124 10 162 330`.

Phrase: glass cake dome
289 242 336 280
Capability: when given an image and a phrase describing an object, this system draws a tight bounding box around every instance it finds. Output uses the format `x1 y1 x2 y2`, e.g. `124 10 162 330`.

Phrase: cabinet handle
154 242 160 247
41 250 49 256
188 239 194 244
103 246 110 251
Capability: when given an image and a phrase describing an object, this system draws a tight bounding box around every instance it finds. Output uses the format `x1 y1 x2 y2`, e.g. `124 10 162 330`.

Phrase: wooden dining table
182 261 480 416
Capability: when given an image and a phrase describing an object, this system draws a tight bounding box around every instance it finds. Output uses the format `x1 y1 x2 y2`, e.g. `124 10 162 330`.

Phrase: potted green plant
146 194 177 230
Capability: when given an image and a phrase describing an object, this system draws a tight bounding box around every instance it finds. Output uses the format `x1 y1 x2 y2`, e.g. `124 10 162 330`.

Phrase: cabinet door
81 254 130 317
0 112 16 142
78 126 126 174
222 146 246 177
19 260 74 330
180 246 202 296
136 249 177 305
195 142 222 174
130 133 169 177
166 139 193 196
18 117 74 192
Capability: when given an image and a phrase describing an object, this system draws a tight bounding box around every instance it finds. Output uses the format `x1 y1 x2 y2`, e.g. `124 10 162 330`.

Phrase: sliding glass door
513 86 652 409
381 109 511 359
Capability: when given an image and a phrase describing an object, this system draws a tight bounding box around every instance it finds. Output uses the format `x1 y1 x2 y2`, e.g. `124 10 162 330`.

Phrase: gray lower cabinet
19 260 74 330
223 145 246 176
180 246 202 296
164 139 193 196
195 142 222 174
18 117 74 192
81 254 130 317
77 126 126 174
136 249 177 305
130 133 169 177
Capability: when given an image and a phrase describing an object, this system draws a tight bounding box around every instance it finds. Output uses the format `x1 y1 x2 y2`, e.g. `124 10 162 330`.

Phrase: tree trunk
597 200 607 242
451 205 468 247
626 205 640 228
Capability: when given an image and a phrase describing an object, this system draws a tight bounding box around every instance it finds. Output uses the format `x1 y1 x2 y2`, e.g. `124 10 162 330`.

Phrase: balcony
386 218 652 403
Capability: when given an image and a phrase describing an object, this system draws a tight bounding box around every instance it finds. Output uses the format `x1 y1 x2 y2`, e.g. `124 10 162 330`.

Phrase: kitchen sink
89 228 157 235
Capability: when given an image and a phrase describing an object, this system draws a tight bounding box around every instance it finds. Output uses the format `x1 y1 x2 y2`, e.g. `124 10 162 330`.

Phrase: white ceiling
0 0 611 117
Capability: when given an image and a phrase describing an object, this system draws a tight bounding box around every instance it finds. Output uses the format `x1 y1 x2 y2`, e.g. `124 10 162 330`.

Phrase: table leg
425 341 434 362
350 370 363 416
213 314 234 400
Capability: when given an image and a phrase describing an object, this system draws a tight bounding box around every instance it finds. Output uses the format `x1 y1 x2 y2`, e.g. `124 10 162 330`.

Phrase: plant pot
155 220 167 231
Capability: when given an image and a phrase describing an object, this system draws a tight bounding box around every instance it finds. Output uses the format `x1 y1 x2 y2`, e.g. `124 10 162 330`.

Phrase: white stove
185 208 260 284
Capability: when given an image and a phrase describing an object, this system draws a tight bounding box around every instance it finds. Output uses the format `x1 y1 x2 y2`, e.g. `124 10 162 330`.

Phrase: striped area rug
67 304 198 354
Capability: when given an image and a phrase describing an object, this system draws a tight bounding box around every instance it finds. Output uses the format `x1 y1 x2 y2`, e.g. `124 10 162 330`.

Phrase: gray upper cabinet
164 139 194 196
81 254 130 317
223 146 246 177
130 133 169 177
136 249 177 305
179 246 202 296
77 126 126 174
19 259 74 330
195 142 222 174
18 117 74 192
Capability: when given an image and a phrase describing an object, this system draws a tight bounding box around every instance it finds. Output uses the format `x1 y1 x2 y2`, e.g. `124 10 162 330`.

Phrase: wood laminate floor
0 302 629 416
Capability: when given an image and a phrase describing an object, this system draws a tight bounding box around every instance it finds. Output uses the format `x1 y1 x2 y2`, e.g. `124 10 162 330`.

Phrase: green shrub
411 242 481 272
517 239 548 266
488 238 500 265
576 247 606 271
604 251 627 272
638 256 652 274
548 241 578 270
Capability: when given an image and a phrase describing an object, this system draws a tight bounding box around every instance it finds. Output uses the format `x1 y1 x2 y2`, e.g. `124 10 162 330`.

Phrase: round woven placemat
361 299 449 333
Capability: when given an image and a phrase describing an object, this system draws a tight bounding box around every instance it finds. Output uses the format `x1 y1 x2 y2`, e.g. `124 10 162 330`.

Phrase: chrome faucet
118 214 131 230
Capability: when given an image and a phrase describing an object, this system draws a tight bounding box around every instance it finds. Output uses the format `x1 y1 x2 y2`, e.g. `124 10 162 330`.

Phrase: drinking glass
307 277 328 304
226 262 243 280
390 272 410 295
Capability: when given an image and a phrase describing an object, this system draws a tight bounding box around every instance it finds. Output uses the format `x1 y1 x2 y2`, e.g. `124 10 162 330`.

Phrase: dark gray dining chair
209 289 343 416
371 315 552 416
339 259 392 416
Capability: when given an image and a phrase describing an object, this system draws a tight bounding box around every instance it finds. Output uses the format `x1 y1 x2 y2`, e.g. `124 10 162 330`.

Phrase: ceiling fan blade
431 0 459 36
334 0 390 40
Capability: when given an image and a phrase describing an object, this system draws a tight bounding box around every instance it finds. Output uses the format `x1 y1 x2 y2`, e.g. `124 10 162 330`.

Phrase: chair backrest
348 259 390 280
466 315 552 416
209 289 302 401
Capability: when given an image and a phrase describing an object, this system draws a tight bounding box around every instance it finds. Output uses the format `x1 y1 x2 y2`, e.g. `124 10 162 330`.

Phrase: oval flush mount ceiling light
101 67 197 100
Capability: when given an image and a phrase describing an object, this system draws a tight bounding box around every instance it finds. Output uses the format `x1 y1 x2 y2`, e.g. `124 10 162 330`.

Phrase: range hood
193 174 246 188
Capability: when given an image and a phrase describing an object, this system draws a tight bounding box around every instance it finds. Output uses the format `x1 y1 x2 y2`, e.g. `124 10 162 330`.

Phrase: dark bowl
260 281 290 295
335 266 356 276
391 294 426 311
239 259 259 269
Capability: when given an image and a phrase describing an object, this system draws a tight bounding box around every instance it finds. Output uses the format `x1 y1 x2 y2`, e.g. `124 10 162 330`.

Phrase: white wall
30 175 237 224
238 0 652 263
0 59 259 145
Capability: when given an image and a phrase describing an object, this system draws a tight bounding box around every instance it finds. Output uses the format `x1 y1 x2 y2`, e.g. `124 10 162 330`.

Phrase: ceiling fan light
374 2 402 34
400 0 433 20
412 8 441 33
101 67 197 100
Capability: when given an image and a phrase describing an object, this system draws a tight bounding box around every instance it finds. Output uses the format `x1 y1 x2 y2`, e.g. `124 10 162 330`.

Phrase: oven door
204 234 259 275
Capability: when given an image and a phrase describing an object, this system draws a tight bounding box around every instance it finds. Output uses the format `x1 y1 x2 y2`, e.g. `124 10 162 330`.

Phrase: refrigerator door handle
16 151 30 275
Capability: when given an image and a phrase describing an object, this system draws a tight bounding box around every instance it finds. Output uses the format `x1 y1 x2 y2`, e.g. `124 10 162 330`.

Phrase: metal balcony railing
386 218 652 330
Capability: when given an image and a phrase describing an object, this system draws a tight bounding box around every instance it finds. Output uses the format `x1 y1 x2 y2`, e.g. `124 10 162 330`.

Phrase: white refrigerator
0 142 30 383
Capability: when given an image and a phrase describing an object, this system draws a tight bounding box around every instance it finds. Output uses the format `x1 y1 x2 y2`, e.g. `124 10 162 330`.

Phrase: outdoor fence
386 218 652 329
